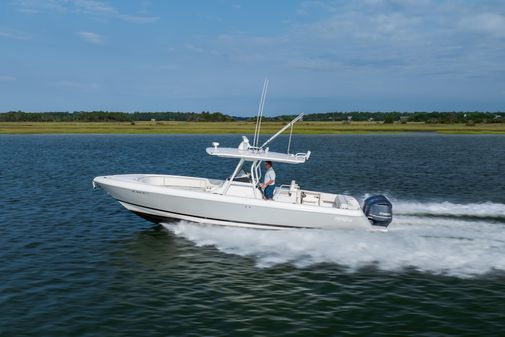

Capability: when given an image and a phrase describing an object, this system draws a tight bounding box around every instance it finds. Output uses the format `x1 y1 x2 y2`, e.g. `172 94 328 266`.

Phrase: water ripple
1 134 505 336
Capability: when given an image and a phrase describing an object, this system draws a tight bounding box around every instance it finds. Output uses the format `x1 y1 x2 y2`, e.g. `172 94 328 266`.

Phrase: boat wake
394 200 505 221
161 200 505 278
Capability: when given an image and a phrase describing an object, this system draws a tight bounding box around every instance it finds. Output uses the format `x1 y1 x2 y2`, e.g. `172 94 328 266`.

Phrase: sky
0 0 504 115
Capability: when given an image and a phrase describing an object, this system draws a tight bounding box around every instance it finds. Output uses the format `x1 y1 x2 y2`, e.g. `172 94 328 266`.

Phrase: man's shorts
264 185 275 199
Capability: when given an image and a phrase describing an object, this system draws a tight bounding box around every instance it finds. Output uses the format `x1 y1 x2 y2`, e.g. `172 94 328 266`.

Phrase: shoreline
1 121 504 135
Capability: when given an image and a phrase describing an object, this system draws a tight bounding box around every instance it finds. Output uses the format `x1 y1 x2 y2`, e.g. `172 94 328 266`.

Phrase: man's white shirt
264 167 276 185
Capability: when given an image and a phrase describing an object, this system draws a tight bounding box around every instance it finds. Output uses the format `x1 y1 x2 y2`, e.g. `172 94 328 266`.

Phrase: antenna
261 112 304 150
253 78 269 148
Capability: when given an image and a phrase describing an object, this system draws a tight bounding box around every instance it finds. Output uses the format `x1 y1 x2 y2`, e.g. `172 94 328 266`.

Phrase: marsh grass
1 121 504 134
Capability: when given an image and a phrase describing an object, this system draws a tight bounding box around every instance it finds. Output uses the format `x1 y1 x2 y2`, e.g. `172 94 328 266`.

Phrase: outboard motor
362 195 393 228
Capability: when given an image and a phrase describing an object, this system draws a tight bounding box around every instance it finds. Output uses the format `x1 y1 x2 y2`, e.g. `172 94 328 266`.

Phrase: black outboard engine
362 195 393 227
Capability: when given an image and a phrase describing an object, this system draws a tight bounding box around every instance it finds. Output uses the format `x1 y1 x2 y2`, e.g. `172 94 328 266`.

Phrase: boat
92 82 393 230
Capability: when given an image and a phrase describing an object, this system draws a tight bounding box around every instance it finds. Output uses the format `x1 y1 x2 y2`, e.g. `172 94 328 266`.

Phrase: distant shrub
383 114 395 124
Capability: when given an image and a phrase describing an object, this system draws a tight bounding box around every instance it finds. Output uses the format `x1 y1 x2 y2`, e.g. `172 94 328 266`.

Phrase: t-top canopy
206 146 310 164
206 136 311 164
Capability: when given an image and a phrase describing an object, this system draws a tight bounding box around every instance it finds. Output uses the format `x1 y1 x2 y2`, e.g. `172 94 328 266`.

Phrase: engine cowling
363 195 393 227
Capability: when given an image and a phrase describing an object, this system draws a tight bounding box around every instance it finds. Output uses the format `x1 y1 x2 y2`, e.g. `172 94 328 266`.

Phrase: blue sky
1 0 504 115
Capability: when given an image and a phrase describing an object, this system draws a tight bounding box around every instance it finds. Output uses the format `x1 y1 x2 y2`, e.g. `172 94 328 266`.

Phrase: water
1 134 505 336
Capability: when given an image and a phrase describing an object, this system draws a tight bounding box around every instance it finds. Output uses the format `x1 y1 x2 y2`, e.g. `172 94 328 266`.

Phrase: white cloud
200 0 505 81
51 80 101 90
16 0 159 23
15 0 67 14
459 13 505 38
0 30 30 40
73 0 159 23
0 75 17 82
77 31 104 44
184 43 205 54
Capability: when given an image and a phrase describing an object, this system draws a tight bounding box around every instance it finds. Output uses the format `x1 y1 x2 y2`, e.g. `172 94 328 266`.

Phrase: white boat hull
93 174 375 230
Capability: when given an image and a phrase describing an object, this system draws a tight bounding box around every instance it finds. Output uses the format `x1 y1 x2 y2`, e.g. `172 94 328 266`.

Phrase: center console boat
93 111 393 230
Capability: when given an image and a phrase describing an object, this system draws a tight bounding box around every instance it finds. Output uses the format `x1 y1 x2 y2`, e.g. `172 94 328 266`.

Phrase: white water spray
162 200 505 278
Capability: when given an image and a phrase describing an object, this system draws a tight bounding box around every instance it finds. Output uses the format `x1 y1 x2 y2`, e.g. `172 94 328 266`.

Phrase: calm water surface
1 134 505 336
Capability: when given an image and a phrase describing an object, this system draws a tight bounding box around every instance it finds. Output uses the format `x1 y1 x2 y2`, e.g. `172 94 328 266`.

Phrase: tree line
0 111 234 122
266 111 504 123
0 110 503 123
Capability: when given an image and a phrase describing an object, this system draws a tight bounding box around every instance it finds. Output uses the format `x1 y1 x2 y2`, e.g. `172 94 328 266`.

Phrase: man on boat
261 161 276 200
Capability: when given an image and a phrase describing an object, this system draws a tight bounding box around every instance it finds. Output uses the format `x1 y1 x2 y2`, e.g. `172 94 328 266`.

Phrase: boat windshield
227 160 253 183
233 169 252 183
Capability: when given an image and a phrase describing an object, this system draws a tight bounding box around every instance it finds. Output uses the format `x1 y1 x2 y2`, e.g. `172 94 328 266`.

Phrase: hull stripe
117 199 314 229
